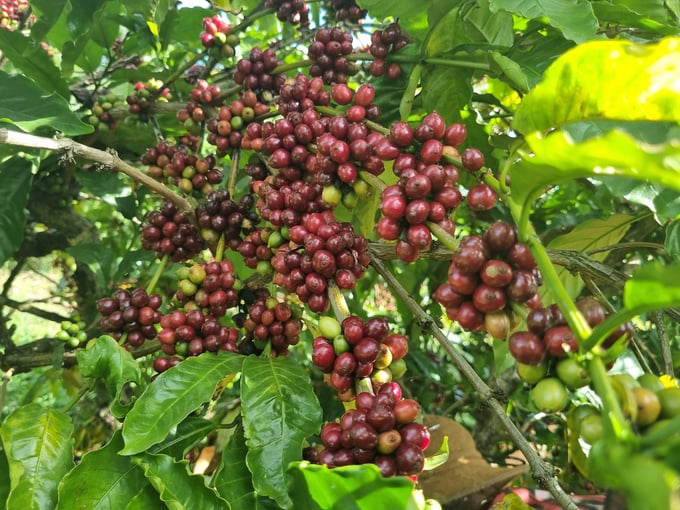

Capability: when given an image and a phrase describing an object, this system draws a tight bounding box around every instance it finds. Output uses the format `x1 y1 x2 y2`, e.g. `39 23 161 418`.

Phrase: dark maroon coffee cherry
508 331 546 365
544 325 578 357
350 421 378 450
461 147 485 171
374 455 398 477
472 284 507 313
396 443 425 475
367 405 396 432
467 184 497 211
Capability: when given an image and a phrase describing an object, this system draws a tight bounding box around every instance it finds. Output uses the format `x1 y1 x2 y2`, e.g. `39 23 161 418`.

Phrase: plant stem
426 221 458 252
145 254 169 295
327 281 351 323
400 63 423 120
0 129 197 225
228 148 240 197
215 234 226 263
0 368 14 414
358 170 386 193
368 253 578 510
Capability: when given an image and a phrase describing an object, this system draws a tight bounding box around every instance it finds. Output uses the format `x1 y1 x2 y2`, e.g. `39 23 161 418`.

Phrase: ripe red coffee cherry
443 123 467 146
508 331 546 365
472 284 507 313
404 174 432 199
389 121 414 147
354 84 375 106
419 139 443 164
396 443 425 475
384 334 409 361
480 259 514 287
331 83 353 105
461 147 485 171
544 325 578 357
394 399 420 424
455 301 484 330
467 184 497 211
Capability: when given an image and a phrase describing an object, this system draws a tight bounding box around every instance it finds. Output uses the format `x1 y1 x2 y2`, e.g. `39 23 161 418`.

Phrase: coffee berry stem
270 59 314 76
215 234 226 263
425 222 458 252
388 53 493 72
327 280 351 323
588 355 635 442
228 147 241 197
401 64 423 121
145 253 169 295
358 170 386 193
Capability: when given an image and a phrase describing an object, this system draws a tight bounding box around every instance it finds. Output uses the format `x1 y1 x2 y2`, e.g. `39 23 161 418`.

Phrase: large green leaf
121 351 245 455
0 31 70 99
0 72 92 135
420 66 473 122
0 404 74 510
509 130 680 211
0 445 10 506
624 261 680 311
287 462 416 510
544 214 638 302
592 0 674 32
56 431 161 510
489 0 598 43
513 37 680 134
240 356 322 509
213 422 260 510
132 453 228 510
0 157 32 266
76 335 143 419
29 0 69 42
148 417 220 459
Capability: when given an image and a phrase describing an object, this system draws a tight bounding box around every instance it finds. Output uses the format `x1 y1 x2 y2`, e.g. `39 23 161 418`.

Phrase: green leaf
488 52 530 93
423 436 449 471
213 422 260 510
148 417 220 459
65 243 115 289
545 214 638 301
665 221 680 258
489 0 598 43
513 37 680 134
0 404 74 510
0 72 90 135
287 462 415 510
356 0 432 39
624 261 680 311
76 335 143 419
57 431 161 510
509 130 680 212
132 453 228 510
420 65 473 122
0 157 32 266
121 351 244 455
0 445 10 506
240 356 322 509
0 32 70 99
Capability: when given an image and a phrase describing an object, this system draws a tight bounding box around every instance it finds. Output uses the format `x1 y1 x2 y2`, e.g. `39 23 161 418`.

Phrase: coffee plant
0 1 679 509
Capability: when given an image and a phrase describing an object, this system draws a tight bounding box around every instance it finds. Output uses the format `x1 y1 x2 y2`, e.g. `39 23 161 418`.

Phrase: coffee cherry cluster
435 221 542 337
141 141 223 195
376 114 468 262
200 15 239 58
368 23 410 79
126 79 171 115
264 0 309 26
271 213 370 312
156 308 240 371
254 176 326 227
87 92 123 130
0 0 28 31
97 288 163 348
206 91 271 156
234 47 286 93
174 260 241 319
510 297 632 368
310 315 409 398
237 228 276 272
241 294 302 356
276 74 330 116
308 27 357 84
195 190 258 249
330 0 367 22
56 317 87 348
141 201 205 262
32 167 80 209
304 383 429 477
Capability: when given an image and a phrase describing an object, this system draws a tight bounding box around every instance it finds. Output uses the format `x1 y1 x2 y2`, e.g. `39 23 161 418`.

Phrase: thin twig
0 129 196 224
651 311 675 377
